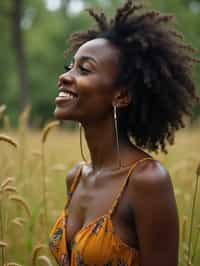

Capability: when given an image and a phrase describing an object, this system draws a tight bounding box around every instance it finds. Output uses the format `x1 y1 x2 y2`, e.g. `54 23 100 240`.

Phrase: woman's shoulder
129 158 175 206
129 158 170 184
65 161 86 192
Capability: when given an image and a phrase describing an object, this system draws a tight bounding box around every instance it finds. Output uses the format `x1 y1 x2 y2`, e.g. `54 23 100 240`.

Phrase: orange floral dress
49 157 154 266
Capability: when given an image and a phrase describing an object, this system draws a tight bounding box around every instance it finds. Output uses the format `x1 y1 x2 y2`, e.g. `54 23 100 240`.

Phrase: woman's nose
58 72 75 87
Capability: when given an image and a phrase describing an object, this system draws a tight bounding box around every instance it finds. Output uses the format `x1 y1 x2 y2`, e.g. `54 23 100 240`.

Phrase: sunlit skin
55 38 179 266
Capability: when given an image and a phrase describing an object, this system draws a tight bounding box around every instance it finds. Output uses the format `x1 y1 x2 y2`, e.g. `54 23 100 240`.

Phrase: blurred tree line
0 0 200 127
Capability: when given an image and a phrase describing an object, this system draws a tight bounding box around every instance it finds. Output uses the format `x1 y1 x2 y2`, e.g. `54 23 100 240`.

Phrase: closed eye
64 64 91 75
79 65 91 75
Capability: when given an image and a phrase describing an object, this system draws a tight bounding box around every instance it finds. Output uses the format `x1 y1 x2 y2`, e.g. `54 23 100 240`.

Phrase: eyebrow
73 55 98 65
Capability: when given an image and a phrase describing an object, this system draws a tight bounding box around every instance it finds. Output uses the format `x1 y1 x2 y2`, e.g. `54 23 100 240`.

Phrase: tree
11 0 29 112
0 0 199 126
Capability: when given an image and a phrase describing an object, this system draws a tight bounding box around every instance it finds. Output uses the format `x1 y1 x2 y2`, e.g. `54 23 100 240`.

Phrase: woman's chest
67 175 139 249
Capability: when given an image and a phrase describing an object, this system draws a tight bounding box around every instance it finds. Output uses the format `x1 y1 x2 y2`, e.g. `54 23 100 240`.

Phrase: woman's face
54 38 121 124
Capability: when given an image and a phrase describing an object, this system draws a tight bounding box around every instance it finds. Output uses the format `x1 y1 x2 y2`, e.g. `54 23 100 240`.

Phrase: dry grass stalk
9 195 31 218
41 121 60 143
3 115 10 131
182 216 188 242
0 241 8 248
184 254 192 266
191 223 200 263
197 162 200 177
0 105 7 119
0 178 15 189
40 121 60 237
187 162 200 265
0 135 18 148
183 243 189 253
19 105 31 129
31 244 48 266
11 217 26 227
3 186 17 193
0 104 7 113
37 256 53 266
5 263 23 266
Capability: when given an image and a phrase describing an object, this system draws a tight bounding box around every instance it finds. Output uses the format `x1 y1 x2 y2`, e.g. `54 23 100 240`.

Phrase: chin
54 107 78 122
54 108 67 120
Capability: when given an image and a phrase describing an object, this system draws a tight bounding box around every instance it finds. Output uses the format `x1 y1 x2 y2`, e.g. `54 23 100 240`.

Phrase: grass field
0 112 200 266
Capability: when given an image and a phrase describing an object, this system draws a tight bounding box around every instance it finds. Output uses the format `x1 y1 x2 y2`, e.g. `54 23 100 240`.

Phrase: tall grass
0 107 200 265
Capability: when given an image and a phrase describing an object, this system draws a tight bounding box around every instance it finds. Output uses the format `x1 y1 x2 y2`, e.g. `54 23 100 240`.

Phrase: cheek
77 76 113 107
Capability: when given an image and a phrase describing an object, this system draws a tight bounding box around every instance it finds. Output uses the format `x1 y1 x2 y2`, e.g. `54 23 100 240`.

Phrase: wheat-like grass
184 254 192 266
9 195 31 218
0 135 18 148
197 163 200 177
3 186 17 193
3 115 10 131
0 105 7 119
11 217 26 227
31 244 48 266
41 121 60 143
0 178 15 189
191 164 200 264
40 120 60 237
37 256 53 266
191 224 200 263
5 263 23 266
0 241 8 248
182 216 188 242
19 105 31 129
0 117 199 264
187 162 200 265
0 104 7 113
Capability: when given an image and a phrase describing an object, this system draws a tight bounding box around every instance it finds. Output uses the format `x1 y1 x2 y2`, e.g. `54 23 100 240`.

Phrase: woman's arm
130 160 179 266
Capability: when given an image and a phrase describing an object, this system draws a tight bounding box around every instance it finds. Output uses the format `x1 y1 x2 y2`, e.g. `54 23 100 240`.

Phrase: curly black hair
66 0 199 153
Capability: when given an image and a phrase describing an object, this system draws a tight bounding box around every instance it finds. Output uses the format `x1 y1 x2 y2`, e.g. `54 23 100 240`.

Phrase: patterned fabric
49 158 154 266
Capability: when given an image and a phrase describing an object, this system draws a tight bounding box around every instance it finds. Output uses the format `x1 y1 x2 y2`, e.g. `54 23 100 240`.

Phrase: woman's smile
55 88 78 106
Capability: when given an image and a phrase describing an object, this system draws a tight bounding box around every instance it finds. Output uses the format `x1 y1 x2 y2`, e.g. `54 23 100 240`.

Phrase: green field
0 117 200 266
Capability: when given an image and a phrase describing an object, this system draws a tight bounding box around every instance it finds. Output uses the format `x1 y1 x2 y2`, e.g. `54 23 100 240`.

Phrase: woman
49 1 199 265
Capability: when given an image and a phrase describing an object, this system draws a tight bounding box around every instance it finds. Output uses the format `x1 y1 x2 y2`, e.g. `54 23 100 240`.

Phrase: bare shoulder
65 161 85 194
130 159 173 194
129 159 179 266
129 158 178 231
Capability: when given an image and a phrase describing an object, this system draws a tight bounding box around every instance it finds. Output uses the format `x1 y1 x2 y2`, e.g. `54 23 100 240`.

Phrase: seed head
41 121 60 143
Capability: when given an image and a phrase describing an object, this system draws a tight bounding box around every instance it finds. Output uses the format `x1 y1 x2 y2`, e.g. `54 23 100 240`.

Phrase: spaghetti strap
65 162 84 212
108 157 156 217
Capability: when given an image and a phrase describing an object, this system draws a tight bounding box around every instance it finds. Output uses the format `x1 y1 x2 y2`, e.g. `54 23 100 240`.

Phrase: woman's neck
82 116 131 171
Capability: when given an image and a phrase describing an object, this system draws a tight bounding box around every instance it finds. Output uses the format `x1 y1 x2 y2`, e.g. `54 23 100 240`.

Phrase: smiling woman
49 1 199 266
55 39 121 123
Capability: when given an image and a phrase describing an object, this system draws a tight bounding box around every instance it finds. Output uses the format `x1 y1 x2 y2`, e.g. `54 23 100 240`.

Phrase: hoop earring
113 105 121 169
79 123 87 162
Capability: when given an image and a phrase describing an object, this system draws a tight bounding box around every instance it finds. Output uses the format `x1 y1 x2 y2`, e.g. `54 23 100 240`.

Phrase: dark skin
55 38 179 266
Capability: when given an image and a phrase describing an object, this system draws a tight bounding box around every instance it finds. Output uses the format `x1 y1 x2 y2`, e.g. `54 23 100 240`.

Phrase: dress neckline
69 213 139 253
66 157 155 254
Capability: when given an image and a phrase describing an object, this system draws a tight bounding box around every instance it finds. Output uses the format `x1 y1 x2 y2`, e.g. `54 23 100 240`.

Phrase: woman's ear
112 87 132 108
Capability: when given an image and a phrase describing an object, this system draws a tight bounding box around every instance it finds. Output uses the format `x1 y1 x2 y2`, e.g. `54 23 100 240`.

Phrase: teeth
58 91 74 99
59 92 67 97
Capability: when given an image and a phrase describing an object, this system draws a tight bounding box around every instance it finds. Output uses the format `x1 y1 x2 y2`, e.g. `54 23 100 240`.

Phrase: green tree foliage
0 0 200 127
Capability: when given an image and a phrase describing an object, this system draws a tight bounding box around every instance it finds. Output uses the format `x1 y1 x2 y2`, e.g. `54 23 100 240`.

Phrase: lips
55 88 78 105
58 91 75 99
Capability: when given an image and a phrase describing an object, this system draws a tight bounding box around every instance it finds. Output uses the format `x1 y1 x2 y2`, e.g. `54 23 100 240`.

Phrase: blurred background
0 2 200 265
0 0 200 127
